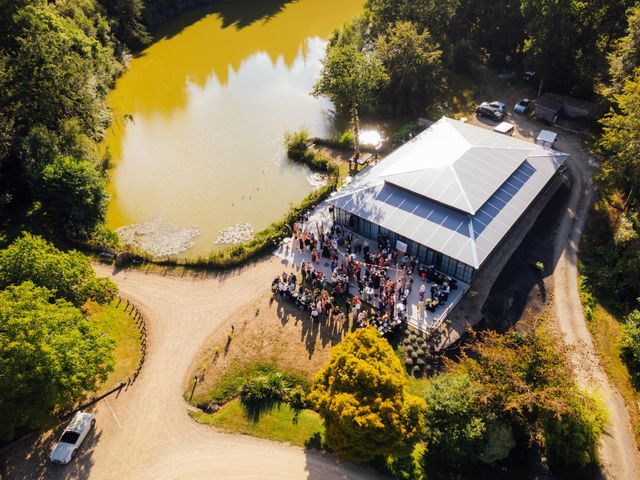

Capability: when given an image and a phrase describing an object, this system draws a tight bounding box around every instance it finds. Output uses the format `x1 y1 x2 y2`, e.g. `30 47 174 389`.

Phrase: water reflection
105 0 364 257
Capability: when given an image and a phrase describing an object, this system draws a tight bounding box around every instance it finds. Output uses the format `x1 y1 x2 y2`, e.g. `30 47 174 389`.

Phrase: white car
488 101 506 113
49 412 95 464
514 98 531 113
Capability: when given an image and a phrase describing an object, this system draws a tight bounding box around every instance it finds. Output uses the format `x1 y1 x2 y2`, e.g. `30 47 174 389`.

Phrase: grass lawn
190 399 324 448
85 300 142 394
587 303 640 443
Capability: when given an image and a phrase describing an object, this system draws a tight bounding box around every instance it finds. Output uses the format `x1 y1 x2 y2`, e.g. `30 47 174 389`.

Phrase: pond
104 0 364 258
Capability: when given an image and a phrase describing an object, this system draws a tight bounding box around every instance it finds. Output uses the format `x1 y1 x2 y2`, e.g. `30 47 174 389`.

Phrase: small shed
493 122 515 136
534 95 563 123
536 130 557 149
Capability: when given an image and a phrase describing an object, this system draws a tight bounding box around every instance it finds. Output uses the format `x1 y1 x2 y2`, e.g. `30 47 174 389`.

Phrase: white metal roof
536 130 557 144
328 117 568 269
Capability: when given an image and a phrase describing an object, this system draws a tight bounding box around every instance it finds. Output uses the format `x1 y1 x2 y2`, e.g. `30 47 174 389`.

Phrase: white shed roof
328 117 568 269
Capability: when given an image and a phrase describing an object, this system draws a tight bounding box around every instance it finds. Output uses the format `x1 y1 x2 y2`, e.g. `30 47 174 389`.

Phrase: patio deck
273 204 469 334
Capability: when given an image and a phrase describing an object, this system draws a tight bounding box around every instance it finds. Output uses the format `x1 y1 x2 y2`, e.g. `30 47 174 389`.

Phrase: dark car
475 103 504 122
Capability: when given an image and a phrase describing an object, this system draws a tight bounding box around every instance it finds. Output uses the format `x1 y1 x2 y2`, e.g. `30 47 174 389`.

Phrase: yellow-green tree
309 328 425 462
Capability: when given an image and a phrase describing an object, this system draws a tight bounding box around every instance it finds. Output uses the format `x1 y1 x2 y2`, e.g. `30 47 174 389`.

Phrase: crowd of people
274 217 459 333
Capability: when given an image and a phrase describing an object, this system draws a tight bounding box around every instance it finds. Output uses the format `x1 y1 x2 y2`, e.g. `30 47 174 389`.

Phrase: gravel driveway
3 258 380 479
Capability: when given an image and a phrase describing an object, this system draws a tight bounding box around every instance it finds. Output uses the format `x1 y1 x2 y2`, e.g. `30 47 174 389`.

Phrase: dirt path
4 258 380 480
552 154 640 480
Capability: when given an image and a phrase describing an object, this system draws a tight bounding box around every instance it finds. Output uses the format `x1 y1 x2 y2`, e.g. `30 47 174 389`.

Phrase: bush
542 390 607 468
619 309 640 378
284 128 312 159
392 123 418 145
578 275 596 322
338 130 355 149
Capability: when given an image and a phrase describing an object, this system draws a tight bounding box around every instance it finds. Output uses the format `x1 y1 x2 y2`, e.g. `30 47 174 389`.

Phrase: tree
620 309 640 378
598 69 640 204
422 373 514 467
376 21 443 115
443 328 607 470
99 0 150 49
309 328 425 462
1 2 116 136
0 282 114 440
312 26 388 155
521 0 629 96
610 5 640 91
541 391 607 468
365 0 460 45
0 233 117 306
36 155 108 233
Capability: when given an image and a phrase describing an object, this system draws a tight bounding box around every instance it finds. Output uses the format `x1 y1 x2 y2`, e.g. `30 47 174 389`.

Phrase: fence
115 296 147 386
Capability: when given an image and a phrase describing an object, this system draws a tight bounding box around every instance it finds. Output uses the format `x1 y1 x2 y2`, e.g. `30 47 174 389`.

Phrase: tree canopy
0 282 114 440
427 328 607 470
309 328 425 462
0 233 117 306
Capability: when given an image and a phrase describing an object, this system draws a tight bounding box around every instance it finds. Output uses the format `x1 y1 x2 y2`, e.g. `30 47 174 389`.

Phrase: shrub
284 128 312 158
619 309 640 377
310 328 426 462
392 122 418 145
541 390 607 468
338 129 355 149
578 275 596 322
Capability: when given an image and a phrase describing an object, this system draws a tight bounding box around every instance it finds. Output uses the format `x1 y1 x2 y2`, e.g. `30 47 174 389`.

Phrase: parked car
488 101 506 113
475 103 504 122
523 71 536 82
514 98 531 113
49 412 95 465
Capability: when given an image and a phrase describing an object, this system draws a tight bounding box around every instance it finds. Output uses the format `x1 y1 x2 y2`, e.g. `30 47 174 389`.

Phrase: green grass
86 300 141 393
189 361 309 406
586 304 640 443
190 399 324 447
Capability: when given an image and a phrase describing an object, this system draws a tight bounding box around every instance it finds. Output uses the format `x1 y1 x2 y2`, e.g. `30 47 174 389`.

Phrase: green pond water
104 0 364 258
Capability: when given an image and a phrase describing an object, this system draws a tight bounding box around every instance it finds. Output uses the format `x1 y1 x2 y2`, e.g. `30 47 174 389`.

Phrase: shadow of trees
2 415 101 480
149 0 298 41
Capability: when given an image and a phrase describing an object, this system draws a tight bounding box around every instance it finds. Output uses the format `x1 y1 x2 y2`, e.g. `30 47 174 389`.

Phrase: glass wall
333 208 476 283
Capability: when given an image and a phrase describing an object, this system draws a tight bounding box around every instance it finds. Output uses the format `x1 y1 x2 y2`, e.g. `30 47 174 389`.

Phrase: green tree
312 26 388 154
0 282 114 440
598 69 640 203
610 5 640 91
1 2 116 136
376 21 443 114
541 391 607 468
309 328 425 462
0 233 117 306
422 373 513 467
99 0 150 49
445 328 607 470
620 309 640 377
36 155 108 232
365 0 460 44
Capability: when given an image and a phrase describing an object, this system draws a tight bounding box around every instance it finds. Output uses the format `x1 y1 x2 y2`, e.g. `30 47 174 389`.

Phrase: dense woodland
2 0 640 475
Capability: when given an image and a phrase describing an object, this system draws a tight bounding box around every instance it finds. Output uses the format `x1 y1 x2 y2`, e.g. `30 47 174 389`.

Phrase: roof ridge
467 214 480 269
450 163 475 214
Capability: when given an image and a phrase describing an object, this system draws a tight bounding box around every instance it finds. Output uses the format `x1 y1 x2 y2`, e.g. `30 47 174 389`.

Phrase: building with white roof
328 117 568 283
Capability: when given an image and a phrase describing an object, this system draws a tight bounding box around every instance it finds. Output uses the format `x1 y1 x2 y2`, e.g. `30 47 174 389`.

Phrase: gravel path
4 259 380 479
552 153 640 480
